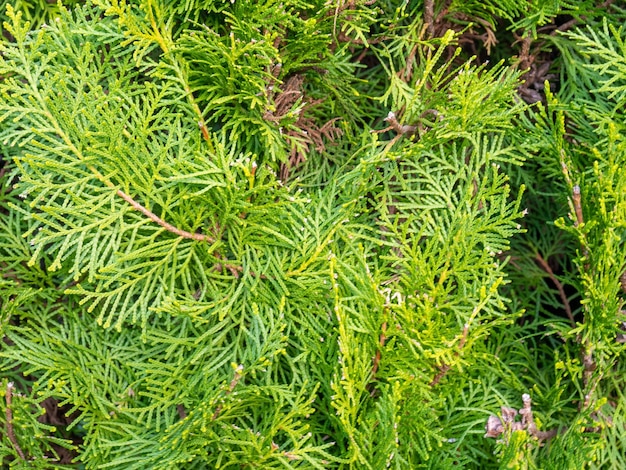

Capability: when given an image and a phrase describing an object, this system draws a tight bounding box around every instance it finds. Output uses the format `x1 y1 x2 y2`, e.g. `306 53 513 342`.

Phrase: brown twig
514 34 533 71
211 365 244 421
424 0 435 37
429 363 451 388
581 344 600 405
552 18 579 34
399 43 419 82
369 322 388 396
374 109 442 143
116 188 214 242
5 382 26 461
212 253 267 279
326 0 377 17
534 252 575 328
566 184 598 403
373 111 417 137
429 323 469 387
198 121 210 142
570 183 590 270
550 1 615 35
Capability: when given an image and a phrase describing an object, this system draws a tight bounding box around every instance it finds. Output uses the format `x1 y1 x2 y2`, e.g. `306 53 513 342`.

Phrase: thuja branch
14 35 215 246
39 107 214 243
146 2 215 149
104 1 215 150
77 154 215 242
174 61 214 149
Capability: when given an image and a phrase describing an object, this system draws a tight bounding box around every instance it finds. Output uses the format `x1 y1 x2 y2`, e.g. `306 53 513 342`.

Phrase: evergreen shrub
1 1 626 468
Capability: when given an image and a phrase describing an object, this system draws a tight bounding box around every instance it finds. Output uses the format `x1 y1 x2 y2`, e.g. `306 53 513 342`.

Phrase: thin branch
550 1 615 35
211 364 244 421
326 0 377 17
424 0 435 37
534 252 575 328
212 252 267 279
383 111 417 136
429 323 469 387
429 363 451 387
581 344 600 405
5 382 26 461
516 35 533 71
553 18 578 34
369 321 388 396
373 110 442 144
116 188 214 242
572 185 584 227
144 2 214 150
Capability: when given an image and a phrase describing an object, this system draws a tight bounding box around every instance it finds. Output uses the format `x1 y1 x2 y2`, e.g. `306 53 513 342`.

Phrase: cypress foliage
1 1 626 468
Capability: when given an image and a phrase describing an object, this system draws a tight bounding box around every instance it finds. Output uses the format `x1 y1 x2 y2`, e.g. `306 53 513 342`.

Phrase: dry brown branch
485 394 559 441
515 34 533 71
399 43 419 82
454 14 497 54
519 394 559 440
263 74 342 180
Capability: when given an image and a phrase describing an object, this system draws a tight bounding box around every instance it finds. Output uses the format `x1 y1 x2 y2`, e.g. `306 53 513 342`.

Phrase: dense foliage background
2 1 626 468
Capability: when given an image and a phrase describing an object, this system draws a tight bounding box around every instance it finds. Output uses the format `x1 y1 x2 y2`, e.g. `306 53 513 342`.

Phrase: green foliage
445 0 604 38
0 0 82 33
2 0 626 469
